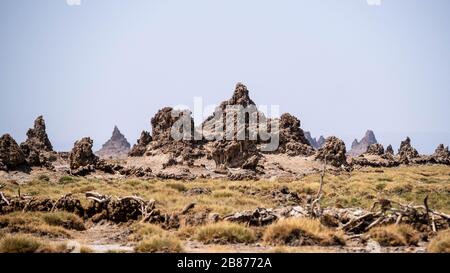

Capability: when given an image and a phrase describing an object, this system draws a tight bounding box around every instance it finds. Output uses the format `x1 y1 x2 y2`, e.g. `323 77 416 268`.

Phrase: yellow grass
0 234 69 253
195 222 256 244
368 224 420 246
134 235 183 253
263 218 345 246
427 229 450 253
1 165 448 216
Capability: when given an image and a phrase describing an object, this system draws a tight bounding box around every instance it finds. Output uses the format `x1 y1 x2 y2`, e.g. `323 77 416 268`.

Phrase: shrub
263 218 345 246
134 235 183 253
368 224 419 246
195 222 256 244
427 229 450 253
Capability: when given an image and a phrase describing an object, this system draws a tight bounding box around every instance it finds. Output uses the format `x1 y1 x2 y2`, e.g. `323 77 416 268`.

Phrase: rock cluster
275 113 314 156
366 143 385 156
385 145 394 155
96 126 130 159
19 116 55 168
315 136 347 167
0 134 27 171
129 131 152 157
348 130 378 157
432 144 450 165
69 137 100 175
204 83 262 171
398 137 419 164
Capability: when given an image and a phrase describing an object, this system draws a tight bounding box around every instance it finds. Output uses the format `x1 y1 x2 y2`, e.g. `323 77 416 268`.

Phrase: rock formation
397 137 419 164
385 145 394 155
0 134 27 171
148 107 204 163
305 132 325 150
211 140 260 173
96 126 130 159
129 130 152 157
366 143 385 156
204 83 262 172
348 130 377 157
202 82 262 141
317 136 326 149
19 116 55 168
315 136 347 167
69 137 99 175
432 144 450 165
274 113 314 156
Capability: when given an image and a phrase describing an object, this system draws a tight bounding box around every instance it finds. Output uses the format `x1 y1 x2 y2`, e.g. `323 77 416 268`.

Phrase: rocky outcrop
129 131 152 157
432 144 450 165
96 126 130 159
19 116 55 168
0 134 27 171
398 137 419 164
69 137 100 175
315 136 347 167
149 107 205 165
305 132 325 150
202 82 262 141
317 136 326 149
275 113 314 156
385 145 394 155
366 143 385 156
211 140 260 173
348 130 377 157
205 83 262 172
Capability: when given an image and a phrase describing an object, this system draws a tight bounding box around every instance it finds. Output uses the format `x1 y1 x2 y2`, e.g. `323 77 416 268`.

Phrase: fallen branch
51 193 73 212
85 191 111 204
181 202 196 215
0 191 10 205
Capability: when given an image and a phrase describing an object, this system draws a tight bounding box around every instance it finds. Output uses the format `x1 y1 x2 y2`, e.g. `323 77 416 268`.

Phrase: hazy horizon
1 0 449 153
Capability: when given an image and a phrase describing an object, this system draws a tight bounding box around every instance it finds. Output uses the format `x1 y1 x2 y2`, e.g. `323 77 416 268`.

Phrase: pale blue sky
0 0 449 153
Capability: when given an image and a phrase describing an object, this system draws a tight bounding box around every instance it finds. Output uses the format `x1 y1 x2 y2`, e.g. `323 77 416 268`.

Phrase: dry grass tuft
0 234 69 253
0 212 84 238
195 222 256 244
427 229 450 253
42 211 85 231
368 224 420 246
134 235 183 253
263 218 345 246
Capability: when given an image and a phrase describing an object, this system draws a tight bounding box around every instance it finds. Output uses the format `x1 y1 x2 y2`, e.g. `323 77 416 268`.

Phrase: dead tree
310 159 327 217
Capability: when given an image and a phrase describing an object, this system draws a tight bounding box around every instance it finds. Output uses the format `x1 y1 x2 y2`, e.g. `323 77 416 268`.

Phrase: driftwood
310 160 326 217
336 197 450 233
51 193 73 212
85 191 111 204
86 192 156 223
181 202 196 215
0 191 10 206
